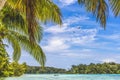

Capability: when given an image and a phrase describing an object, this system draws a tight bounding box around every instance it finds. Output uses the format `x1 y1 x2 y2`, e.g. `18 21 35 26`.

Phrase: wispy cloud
42 37 70 52
59 0 77 6
42 15 98 54
45 16 89 34
101 59 116 63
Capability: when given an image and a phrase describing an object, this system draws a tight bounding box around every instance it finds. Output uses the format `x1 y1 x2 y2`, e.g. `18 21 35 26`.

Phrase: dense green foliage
0 0 62 77
69 62 120 74
0 0 62 70
26 66 66 74
10 62 27 76
0 44 26 77
0 58 27 77
25 62 120 74
0 44 13 77
5 0 62 42
0 5 46 67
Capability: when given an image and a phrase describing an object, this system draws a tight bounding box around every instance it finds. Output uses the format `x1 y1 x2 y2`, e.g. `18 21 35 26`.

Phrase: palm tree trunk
0 0 7 11
26 0 35 42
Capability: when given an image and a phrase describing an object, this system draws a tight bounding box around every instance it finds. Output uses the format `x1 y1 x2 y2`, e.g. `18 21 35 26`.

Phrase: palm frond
78 0 108 28
0 5 27 34
7 0 62 42
109 0 120 16
0 27 21 61
6 34 21 62
0 27 46 67
35 0 62 24
1 5 43 43
8 30 46 67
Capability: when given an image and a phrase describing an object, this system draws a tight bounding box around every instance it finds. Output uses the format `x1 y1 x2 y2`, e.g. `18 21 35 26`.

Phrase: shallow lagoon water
4 74 120 80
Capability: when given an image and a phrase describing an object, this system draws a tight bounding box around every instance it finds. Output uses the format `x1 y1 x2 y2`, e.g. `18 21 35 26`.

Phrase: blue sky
8 0 120 69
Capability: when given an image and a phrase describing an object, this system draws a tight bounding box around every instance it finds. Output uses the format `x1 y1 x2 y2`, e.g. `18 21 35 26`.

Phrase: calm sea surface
4 74 120 80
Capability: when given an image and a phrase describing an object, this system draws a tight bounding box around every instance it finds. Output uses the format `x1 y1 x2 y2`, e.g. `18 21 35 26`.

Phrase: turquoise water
4 74 120 80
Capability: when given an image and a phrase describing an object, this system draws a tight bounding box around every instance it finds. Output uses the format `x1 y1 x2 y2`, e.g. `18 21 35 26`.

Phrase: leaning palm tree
0 0 62 66
0 26 46 67
0 27 46 75
78 0 120 29
5 0 62 42
0 6 46 67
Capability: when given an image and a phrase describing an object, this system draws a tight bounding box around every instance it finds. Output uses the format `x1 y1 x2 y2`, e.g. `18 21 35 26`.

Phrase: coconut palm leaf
0 5 26 35
6 0 62 42
78 0 108 28
8 30 46 67
6 34 21 61
0 5 43 42
0 27 46 67
109 0 120 16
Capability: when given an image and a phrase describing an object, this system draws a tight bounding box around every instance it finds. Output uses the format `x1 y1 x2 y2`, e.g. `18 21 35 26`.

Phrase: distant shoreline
26 62 120 74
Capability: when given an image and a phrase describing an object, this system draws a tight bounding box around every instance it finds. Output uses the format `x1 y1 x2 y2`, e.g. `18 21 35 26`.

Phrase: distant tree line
25 62 120 74
25 66 66 74
68 62 120 74
2 62 120 77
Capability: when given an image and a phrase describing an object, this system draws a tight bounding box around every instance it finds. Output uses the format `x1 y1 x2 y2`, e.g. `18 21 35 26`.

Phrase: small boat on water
54 74 59 76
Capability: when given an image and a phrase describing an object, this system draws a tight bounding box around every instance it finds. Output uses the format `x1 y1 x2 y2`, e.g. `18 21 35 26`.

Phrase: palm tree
0 27 46 67
0 7 46 67
0 0 62 67
5 0 62 42
78 0 120 29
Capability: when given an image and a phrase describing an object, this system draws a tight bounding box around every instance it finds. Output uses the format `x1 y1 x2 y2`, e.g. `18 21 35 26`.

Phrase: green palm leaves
0 0 62 67
78 0 120 28
78 0 108 28
0 7 46 66
7 0 62 42
109 0 120 16
0 26 46 67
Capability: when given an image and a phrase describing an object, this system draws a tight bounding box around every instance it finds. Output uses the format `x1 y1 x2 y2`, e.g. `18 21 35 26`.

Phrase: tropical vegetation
69 62 120 74
25 62 120 74
0 0 62 77
0 0 62 65
0 43 13 77
26 66 66 74
0 5 46 68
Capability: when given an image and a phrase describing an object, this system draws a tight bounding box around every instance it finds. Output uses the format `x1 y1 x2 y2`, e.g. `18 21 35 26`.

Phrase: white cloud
82 49 92 52
60 49 93 58
42 37 70 52
70 29 97 44
59 0 77 6
60 53 90 58
42 15 98 54
42 28 97 53
101 59 116 63
45 16 89 34
64 16 89 24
